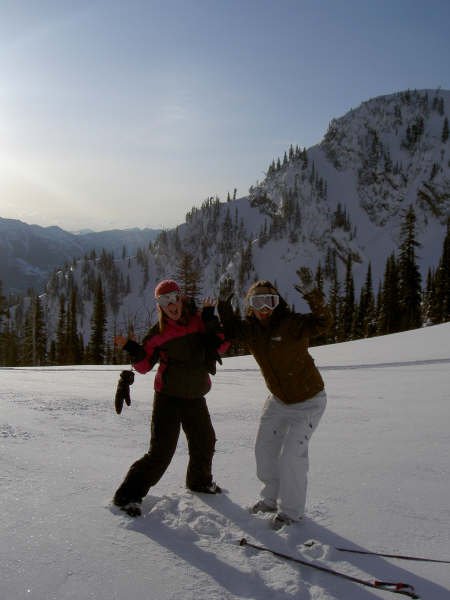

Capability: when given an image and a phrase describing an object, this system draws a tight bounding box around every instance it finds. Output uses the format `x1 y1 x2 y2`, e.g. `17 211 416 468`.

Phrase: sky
0 0 449 233
1 323 449 599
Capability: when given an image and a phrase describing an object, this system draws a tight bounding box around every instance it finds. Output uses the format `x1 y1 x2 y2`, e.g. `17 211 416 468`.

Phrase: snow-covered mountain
4 89 450 343
0 218 160 295
164 88 449 307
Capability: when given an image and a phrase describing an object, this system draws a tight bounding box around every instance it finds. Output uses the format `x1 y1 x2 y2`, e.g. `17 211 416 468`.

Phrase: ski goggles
156 291 181 307
248 294 279 311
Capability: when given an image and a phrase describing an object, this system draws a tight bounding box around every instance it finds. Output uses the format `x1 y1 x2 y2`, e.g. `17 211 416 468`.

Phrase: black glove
114 370 135 415
122 339 147 362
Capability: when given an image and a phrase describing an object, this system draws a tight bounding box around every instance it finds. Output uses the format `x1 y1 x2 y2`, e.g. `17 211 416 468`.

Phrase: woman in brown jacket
218 269 331 529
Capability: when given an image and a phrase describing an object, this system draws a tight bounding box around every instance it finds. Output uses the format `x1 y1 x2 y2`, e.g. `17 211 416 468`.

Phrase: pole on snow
334 546 450 564
239 538 420 599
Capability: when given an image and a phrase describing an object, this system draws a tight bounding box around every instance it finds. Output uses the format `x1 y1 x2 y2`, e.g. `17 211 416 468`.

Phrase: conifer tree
176 252 201 301
66 286 82 364
423 267 436 325
442 117 449 143
341 255 355 340
363 264 377 337
378 254 401 334
327 252 340 343
238 242 253 288
33 295 47 365
22 295 47 366
88 277 107 364
398 206 422 330
375 282 383 333
220 208 233 261
354 262 375 338
78 333 85 364
55 295 67 365
311 263 328 346
429 219 450 323
439 220 450 321
48 340 56 365
21 312 33 366
0 323 19 367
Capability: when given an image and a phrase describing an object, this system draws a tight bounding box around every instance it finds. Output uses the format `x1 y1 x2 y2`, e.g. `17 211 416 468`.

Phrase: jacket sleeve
217 297 248 344
201 306 230 358
122 339 146 362
201 306 221 335
123 337 159 374
293 288 332 338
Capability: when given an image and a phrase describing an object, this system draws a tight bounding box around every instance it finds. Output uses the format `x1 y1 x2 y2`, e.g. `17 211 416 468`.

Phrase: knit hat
154 279 180 297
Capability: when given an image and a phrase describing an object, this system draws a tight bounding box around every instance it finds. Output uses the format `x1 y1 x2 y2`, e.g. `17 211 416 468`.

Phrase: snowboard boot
189 481 222 494
250 499 277 514
270 512 297 530
113 490 142 517
119 501 142 517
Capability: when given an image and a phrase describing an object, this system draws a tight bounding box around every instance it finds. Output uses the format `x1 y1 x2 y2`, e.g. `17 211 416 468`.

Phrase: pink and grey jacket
123 307 228 399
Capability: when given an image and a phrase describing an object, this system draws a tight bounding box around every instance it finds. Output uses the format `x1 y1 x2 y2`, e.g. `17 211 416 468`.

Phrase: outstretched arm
201 297 219 333
294 267 333 337
217 294 247 343
114 334 158 374
114 335 147 362
201 298 230 355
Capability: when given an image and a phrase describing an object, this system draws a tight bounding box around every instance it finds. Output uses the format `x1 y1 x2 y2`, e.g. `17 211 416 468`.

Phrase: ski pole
239 538 420 599
334 546 450 564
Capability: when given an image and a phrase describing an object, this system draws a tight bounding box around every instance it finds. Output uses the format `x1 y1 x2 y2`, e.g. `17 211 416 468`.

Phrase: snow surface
1 323 449 600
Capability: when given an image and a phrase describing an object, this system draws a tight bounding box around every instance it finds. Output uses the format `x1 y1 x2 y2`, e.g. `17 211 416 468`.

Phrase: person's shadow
123 492 448 599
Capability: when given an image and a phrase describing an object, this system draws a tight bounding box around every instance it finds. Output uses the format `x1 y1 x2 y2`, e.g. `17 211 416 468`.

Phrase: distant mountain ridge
0 218 160 295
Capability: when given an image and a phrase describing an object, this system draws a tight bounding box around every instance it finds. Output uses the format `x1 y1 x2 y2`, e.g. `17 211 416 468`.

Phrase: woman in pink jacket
113 279 228 516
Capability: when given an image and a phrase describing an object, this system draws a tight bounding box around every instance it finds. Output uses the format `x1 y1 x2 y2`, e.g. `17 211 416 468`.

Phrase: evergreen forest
0 208 449 367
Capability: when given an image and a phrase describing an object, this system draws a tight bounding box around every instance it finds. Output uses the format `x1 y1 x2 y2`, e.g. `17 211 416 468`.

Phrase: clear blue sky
0 0 449 231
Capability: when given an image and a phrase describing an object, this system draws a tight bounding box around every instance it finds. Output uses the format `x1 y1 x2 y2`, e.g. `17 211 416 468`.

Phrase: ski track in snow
110 491 341 600
108 488 448 600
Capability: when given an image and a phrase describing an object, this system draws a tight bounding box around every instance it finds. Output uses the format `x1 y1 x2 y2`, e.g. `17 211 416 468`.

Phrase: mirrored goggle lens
249 294 279 310
157 292 180 306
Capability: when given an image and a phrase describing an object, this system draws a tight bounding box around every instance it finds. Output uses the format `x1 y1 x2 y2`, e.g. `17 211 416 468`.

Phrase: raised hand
114 335 128 349
295 266 315 295
219 277 234 302
202 297 217 308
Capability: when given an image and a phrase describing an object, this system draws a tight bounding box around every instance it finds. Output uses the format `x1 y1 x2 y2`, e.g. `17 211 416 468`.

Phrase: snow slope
1 324 449 599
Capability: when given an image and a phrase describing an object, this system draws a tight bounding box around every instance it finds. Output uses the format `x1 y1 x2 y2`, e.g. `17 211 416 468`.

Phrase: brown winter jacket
218 289 331 405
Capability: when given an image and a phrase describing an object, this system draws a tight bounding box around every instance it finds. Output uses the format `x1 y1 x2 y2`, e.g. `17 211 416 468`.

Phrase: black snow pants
114 392 216 505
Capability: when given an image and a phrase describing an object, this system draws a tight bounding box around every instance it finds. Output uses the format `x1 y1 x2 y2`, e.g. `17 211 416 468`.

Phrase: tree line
0 276 110 367
318 208 449 344
0 208 448 366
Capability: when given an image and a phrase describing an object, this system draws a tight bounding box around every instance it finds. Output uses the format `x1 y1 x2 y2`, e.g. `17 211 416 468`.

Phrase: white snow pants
255 390 327 521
